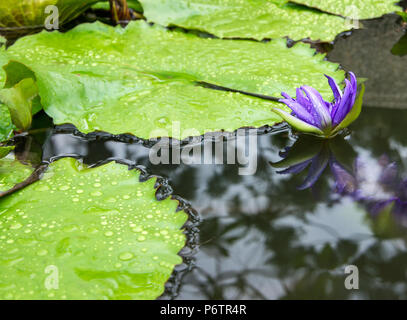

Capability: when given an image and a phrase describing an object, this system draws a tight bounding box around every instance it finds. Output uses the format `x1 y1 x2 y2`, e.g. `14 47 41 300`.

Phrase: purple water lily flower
273 72 364 137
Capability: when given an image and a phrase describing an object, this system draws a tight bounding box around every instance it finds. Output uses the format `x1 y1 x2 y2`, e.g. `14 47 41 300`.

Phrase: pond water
14 10 407 299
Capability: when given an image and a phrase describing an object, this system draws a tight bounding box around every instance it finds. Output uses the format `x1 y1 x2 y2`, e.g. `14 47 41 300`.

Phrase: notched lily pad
1 21 344 140
138 0 351 42
292 0 401 20
0 157 188 300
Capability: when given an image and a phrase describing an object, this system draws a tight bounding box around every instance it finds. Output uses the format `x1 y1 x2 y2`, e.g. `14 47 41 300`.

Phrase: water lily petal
325 101 334 114
295 88 321 124
279 98 315 124
336 73 358 121
325 74 342 103
301 85 332 129
281 92 294 100
332 79 352 125
272 107 324 135
332 84 365 134
349 72 358 107
296 88 310 107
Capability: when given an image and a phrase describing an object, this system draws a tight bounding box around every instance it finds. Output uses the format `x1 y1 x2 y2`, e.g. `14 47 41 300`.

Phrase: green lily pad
0 0 100 29
0 157 187 300
0 59 15 158
0 103 14 143
0 146 14 159
398 11 407 22
138 0 350 42
2 21 344 140
0 42 7 87
127 0 143 12
93 0 143 12
0 78 39 131
0 156 34 192
91 1 110 10
293 0 401 19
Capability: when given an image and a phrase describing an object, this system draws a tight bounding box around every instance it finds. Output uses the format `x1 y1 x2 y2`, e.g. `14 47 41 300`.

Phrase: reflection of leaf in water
391 33 407 57
0 158 188 299
1 21 344 140
369 202 403 239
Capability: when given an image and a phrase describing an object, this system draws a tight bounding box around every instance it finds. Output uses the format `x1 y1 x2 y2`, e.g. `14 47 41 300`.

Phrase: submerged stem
109 0 142 24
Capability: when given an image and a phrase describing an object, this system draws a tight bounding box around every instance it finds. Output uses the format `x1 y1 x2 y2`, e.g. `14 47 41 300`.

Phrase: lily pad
93 0 143 12
1 21 344 140
0 156 34 192
0 78 39 131
0 76 15 160
0 157 188 300
0 103 14 143
0 146 14 159
127 0 143 12
0 42 7 87
0 0 100 29
138 0 350 42
293 0 401 19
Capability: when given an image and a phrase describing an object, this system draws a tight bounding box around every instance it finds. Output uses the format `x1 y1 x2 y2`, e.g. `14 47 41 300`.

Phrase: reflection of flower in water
272 137 407 225
329 160 357 194
271 135 357 191
355 155 407 219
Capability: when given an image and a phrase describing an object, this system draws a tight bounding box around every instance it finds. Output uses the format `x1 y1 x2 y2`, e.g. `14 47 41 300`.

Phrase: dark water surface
17 12 407 299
